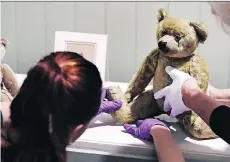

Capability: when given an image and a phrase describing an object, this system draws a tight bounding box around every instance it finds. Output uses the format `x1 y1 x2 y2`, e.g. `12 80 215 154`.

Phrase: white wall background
1 2 230 88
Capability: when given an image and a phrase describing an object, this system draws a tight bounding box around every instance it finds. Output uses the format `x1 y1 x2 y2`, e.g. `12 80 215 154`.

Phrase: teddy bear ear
189 22 208 43
157 8 168 23
1 38 8 47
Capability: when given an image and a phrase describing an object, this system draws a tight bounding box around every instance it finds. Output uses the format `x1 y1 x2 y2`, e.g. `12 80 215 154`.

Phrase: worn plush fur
0 38 20 102
107 8 217 139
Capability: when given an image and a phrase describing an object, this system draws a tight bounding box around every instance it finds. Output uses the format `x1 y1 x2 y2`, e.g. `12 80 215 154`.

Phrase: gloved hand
123 118 168 140
97 88 122 115
154 66 194 117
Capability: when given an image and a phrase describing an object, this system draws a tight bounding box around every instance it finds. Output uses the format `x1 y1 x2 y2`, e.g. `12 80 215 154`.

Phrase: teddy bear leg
177 111 217 139
106 86 163 124
130 89 163 119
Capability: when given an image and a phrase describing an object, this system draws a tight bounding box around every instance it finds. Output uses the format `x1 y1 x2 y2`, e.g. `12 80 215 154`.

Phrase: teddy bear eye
162 31 167 36
175 35 181 42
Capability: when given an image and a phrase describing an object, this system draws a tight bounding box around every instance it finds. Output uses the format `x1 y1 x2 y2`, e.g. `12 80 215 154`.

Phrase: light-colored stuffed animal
106 8 216 140
1 38 20 102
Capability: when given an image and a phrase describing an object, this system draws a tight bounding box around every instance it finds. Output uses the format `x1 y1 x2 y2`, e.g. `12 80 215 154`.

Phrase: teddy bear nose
158 41 167 50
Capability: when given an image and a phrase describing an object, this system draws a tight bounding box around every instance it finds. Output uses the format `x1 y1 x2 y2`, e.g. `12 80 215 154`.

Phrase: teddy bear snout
158 41 168 52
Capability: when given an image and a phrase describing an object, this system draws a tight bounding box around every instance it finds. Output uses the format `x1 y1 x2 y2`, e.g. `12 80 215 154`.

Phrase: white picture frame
54 31 108 82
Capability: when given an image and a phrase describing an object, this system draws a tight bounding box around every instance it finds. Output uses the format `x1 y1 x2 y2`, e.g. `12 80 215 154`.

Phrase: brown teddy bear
1 38 20 102
106 8 217 139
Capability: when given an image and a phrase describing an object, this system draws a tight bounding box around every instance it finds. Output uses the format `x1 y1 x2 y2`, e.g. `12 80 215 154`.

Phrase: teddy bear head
156 8 208 58
0 38 8 62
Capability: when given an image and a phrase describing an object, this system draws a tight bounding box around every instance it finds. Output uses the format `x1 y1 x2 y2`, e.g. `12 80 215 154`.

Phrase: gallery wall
1 2 230 88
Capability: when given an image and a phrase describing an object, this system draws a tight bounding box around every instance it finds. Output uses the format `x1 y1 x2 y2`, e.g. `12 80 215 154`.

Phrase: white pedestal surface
15 74 230 162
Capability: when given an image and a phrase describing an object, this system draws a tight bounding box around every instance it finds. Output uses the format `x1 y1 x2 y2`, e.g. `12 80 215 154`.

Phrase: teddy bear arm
180 56 217 139
125 49 160 102
2 63 20 97
189 56 209 92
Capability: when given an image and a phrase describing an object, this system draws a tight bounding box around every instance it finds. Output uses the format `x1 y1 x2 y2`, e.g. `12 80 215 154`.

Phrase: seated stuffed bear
106 8 216 140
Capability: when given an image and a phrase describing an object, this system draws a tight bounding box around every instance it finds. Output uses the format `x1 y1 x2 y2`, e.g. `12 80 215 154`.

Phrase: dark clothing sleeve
210 105 230 144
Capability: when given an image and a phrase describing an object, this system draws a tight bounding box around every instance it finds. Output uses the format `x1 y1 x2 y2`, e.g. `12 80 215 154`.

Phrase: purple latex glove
97 88 122 115
123 118 168 140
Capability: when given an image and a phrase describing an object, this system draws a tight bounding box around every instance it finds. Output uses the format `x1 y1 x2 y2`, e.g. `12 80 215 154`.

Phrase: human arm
151 126 184 162
182 84 230 144
123 119 184 162
153 65 224 121
154 66 230 144
125 49 160 102
181 81 222 124
207 83 230 107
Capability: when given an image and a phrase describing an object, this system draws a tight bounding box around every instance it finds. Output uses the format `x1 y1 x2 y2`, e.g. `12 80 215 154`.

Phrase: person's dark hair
1 51 102 162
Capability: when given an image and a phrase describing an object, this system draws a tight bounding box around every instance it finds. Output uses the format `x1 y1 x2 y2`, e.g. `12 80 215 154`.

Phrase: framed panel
54 31 108 82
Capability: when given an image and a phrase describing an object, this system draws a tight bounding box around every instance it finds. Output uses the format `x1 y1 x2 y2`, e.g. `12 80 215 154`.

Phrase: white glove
154 66 193 117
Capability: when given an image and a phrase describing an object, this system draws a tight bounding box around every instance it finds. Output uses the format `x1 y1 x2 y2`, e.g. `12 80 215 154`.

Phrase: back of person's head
2 51 102 162
208 2 230 35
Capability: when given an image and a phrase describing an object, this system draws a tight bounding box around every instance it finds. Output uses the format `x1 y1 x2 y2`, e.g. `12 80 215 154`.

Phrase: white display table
15 74 230 162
